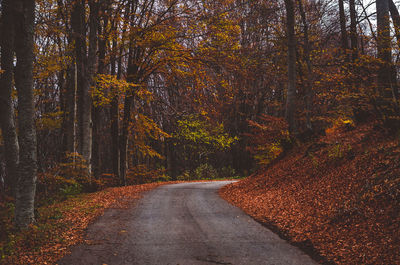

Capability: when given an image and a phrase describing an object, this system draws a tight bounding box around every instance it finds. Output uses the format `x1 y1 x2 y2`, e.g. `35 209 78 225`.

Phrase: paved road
59 181 318 265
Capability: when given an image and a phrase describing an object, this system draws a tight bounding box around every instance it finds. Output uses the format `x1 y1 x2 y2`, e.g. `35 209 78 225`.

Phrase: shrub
246 115 289 166
126 164 169 184
193 163 218 179
219 166 239 179
325 117 355 136
177 170 191 181
36 152 91 202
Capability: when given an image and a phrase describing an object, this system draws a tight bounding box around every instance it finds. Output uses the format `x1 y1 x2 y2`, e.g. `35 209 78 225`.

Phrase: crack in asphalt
195 256 233 265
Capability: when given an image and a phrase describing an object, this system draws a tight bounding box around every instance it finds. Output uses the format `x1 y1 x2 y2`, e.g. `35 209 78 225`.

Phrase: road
59 181 318 265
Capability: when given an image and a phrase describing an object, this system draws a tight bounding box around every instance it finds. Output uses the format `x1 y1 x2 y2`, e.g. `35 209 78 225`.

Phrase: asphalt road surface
59 181 318 265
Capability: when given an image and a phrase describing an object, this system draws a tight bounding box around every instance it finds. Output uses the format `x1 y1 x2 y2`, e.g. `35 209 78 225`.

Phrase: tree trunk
297 0 313 131
284 0 297 135
349 0 358 61
338 0 349 56
71 0 87 163
0 0 19 196
389 0 400 46
110 36 120 182
72 0 89 171
81 0 98 176
72 0 97 175
376 0 393 99
119 94 132 186
388 0 400 100
59 0 78 158
110 2 130 183
110 91 120 182
14 0 37 229
92 2 106 179
62 62 78 155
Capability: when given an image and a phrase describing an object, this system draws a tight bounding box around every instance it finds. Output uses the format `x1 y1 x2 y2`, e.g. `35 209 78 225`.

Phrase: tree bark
110 36 120 182
14 0 37 229
71 0 87 161
297 0 313 131
58 0 77 158
62 63 78 155
92 0 104 178
389 0 400 46
284 0 297 135
0 0 19 196
119 94 132 186
388 0 399 100
72 0 97 175
119 49 139 186
349 0 358 61
81 0 98 176
110 2 130 183
376 0 393 99
338 0 349 55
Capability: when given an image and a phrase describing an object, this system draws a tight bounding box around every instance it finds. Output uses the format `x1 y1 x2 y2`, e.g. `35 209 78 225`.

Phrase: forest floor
220 122 400 264
0 179 237 265
0 182 167 264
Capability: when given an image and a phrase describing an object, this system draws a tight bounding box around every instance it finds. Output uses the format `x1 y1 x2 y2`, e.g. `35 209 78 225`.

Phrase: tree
71 0 96 175
84 0 98 175
349 0 358 61
14 0 37 229
338 0 349 57
284 0 297 135
0 0 19 196
389 0 400 46
376 0 393 100
388 0 400 101
297 0 313 130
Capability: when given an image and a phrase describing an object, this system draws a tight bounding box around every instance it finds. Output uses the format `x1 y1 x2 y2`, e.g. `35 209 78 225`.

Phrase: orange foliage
220 122 400 264
245 115 289 165
1 183 165 265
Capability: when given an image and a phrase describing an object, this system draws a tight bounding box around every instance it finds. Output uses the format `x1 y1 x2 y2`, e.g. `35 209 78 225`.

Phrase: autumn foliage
221 121 400 264
246 115 289 165
0 183 165 264
1 0 400 263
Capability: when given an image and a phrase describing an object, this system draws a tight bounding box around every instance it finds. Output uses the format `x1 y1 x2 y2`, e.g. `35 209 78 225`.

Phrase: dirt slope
220 123 400 264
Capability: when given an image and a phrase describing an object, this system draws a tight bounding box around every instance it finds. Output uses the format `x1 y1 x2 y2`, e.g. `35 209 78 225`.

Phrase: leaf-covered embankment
220 123 400 264
1 183 165 265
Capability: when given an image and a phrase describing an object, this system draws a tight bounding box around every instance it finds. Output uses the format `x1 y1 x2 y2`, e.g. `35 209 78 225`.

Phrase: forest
0 0 399 264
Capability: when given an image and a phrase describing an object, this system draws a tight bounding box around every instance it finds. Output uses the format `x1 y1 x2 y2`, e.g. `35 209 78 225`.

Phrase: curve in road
59 181 318 265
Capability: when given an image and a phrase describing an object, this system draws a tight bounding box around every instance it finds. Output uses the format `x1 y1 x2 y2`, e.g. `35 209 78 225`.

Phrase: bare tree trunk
110 2 130 183
80 0 98 176
0 0 19 196
57 0 77 158
72 0 97 175
71 0 87 164
284 0 297 135
92 1 106 179
388 0 399 100
389 0 400 45
14 0 37 229
297 0 313 131
119 94 132 186
376 0 393 99
110 36 120 182
338 0 349 56
62 63 77 155
349 0 358 61
119 49 136 186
